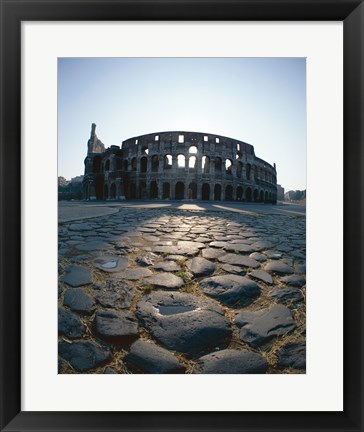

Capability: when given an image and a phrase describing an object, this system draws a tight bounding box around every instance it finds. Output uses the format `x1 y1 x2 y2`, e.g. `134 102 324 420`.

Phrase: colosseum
83 124 277 203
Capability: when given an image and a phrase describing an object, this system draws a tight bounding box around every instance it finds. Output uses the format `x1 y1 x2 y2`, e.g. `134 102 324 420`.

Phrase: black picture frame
0 1 363 431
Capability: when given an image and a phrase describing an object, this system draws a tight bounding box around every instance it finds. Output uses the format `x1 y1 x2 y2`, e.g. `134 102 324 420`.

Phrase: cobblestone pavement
58 203 306 374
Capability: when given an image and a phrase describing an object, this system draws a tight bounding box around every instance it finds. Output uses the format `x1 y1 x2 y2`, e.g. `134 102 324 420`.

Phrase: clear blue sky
58 58 306 191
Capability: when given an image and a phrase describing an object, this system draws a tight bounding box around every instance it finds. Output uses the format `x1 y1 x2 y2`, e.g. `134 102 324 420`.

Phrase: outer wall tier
83 131 277 203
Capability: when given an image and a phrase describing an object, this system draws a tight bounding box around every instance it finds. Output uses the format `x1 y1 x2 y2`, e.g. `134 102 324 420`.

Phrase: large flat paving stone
269 287 304 304
196 349 268 374
63 288 95 314
225 243 255 254
58 307 85 339
218 254 260 269
152 245 200 256
58 341 111 372
264 261 294 275
248 270 273 285
95 280 135 309
153 261 181 272
118 268 153 280
62 265 92 287
75 241 110 252
142 273 184 289
277 341 306 370
94 310 139 345
235 304 297 347
186 257 216 277
92 255 128 272
124 340 186 374
136 291 232 358
280 274 306 287
201 248 226 260
199 275 261 308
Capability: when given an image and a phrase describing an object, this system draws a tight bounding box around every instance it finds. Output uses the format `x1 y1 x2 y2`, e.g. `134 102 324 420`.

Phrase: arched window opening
175 182 185 200
123 160 128 171
151 155 159 172
246 163 251 180
188 182 197 199
202 156 210 174
142 146 149 155
163 183 170 199
164 154 172 169
265 191 268 202
104 184 109 200
253 189 259 202
105 160 110 171
189 145 198 154
116 159 122 170
110 183 116 199
131 158 137 171
140 157 147 173
139 182 146 199
202 183 210 200
215 157 222 172
150 181 158 199
189 156 197 170
214 184 221 201
236 151 242 160
246 187 252 202
237 186 243 201
177 154 185 168
225 185 233 201
260 190 264 201
225 159 232 175
237 161 242 178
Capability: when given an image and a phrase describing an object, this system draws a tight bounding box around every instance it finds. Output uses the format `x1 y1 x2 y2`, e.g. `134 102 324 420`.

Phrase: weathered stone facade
83 124 277 203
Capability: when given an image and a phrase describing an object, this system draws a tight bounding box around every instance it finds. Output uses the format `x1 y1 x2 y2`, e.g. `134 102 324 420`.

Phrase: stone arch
150 181 158 199
260 190 264 201
123 160 128 171
189 145 198 154
202 156 210 174
140 157 147 173
139 181 146 199
214 184 221 200
141 145 149 155
93 156 101 173
246 163 251 180
104 184 109 200
95 176 103 200
225 159 232 175
105 160 110 171
215 157 222 172
265 191 268 202
188 182 197 199
177 154 185 168
151 155 159 172
202 183 210 200
131 157 137 171
110 183 116 199
175 182 185 200
130 182 136 199
253 189 259 202
164 154 172 169
236 186 243 201
237 161 243 178
189 155 197 171
246 187 252 202
116 158 122 170
163 182 170 199
225 185 233 201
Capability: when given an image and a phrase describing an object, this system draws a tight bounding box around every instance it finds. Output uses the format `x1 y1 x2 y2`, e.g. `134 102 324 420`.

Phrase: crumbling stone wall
83 127 277 203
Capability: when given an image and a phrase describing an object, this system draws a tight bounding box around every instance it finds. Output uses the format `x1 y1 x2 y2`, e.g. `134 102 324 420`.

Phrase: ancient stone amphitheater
83 124 277 203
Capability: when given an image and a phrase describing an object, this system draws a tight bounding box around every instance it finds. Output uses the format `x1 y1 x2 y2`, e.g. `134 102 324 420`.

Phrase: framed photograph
1 0 363 431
